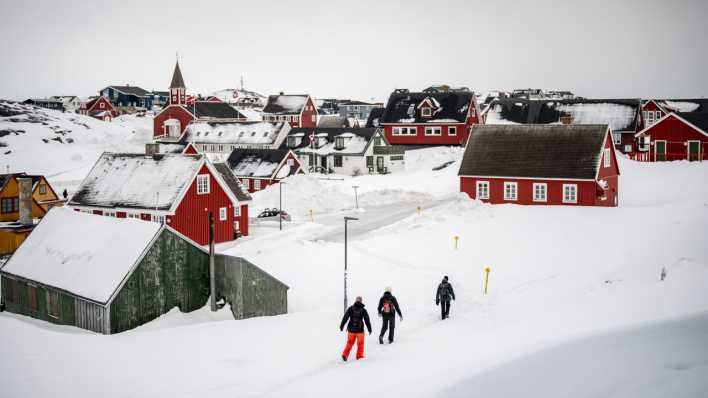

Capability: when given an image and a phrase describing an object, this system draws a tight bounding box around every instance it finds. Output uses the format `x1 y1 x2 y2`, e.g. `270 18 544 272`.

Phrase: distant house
315 98 342 115
262 94 318 128
633 112 708 162
209 88 266 108
68 151 251 245
338 100 383 123
511 88 546 99
150 91 170 108
223 149 303 193
50 96 81 112
0 208 287 334
458 124 619 207
153 61 248 139
380 90 482 146
546 91 575 100
80 96 117 121
318 115 351 128
100 85 153 110
22 99 64 112
485 98 643 154
282 127 405 175
423 85 472 93
170 121 291 154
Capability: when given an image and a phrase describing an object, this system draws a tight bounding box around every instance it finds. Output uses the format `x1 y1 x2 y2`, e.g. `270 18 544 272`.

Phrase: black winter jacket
436 281 456 302
377 292 402 317
340 302 372 333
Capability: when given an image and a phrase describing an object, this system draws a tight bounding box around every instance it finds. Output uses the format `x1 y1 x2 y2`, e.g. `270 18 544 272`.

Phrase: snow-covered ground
1 109 707 397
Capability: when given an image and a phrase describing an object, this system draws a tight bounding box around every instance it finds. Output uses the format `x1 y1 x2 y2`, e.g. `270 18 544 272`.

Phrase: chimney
279 91 284 95
18 177 32 225
560 115 574 125
145 143 160 155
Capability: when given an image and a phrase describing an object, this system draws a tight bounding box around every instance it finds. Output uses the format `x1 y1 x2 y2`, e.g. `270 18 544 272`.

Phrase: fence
628 152 707 162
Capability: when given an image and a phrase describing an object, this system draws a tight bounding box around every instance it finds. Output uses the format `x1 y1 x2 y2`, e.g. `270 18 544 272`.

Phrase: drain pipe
209 211 216 312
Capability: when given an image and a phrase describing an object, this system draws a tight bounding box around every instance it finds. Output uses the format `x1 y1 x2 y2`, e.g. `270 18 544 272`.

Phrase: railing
628 152 706 162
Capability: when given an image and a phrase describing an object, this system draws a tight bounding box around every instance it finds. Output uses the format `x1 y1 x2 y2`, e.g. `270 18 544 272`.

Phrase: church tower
169 60 186 105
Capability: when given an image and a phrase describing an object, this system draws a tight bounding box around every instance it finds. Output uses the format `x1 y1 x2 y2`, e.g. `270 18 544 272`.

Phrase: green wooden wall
109 228 210 333
1 275 76 327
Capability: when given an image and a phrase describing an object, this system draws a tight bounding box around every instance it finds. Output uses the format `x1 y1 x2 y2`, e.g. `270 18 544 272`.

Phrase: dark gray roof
677 112 708 134
151 91 169 96
380 91 474 123
262 95 309 114
340 100 378 106
365 107 385 128
212 163 253 202
458 124 609 180
487 98 641 132
651 99 708 114
109 86 151 97
170 61 186 89
183 102 246 119
318 115 350 128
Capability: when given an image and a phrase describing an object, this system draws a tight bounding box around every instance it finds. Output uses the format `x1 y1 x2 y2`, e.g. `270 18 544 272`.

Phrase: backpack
439 283 451 300
349 307 363 330
382 299 393 314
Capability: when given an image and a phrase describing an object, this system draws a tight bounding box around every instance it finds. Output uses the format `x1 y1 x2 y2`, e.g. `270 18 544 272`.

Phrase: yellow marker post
454 236 459 250
309 209 314 222
484 267 491 295
417 206 422 215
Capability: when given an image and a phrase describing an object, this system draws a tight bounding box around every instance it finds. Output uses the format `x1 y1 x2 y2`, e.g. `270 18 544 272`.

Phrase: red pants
342 332 365 360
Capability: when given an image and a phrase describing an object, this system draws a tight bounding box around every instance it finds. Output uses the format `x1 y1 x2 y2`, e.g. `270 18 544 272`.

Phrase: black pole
279 182 283 231
209 212 216 312
344 218 348 313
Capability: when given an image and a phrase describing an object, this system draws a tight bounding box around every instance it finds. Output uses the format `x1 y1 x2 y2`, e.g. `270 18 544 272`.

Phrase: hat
443 275 448 281
355 296 363 303
385 286 392 293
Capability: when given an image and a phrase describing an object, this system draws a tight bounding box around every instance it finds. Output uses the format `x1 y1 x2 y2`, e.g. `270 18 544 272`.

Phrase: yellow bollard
416 206 422 215
454 236 459 250
309 209 314 222
484 267 491 295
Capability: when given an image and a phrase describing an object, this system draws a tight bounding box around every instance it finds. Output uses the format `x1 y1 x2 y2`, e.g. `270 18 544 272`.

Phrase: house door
655 140 666 161
376 156 385 173
688 141 700 161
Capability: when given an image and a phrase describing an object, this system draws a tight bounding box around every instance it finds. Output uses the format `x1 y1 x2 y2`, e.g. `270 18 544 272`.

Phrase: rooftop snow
556 103 635 131
0 208 161 303
69 153 203 210
660 100 700 113
262 95 309 114
184 122 286 145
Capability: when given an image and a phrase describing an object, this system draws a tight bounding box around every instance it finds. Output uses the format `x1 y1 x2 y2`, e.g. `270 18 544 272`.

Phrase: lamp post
352 185 359 209
279 181 286 231
343 216 359 313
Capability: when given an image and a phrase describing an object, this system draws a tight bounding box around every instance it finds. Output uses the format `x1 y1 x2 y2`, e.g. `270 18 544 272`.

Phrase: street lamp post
279 181 286 231
343 216 359 313
352 185 359 209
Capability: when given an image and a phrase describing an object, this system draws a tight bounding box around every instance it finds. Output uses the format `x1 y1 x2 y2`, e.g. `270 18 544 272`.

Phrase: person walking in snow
377 287 402 344
340 296 372 361
436 275 455 320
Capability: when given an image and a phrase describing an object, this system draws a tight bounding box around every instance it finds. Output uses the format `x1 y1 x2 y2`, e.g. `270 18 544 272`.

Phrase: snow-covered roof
69 153 204 210
226 149 295 178
184 121 287 145
381 91 474 124
650 99 708 114
0 208 162 303
262 95 310 115
280 128 378 156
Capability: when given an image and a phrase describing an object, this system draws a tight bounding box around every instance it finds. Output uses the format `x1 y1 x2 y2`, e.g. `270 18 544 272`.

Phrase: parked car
257 208 291 222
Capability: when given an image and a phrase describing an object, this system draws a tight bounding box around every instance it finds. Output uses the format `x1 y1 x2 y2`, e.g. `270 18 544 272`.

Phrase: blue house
100 85 153 109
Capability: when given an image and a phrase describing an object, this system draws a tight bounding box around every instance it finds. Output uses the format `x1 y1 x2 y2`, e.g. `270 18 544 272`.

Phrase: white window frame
219 207 227 221
448 126 457 136
421 107 432 117
562 184 578 204
243 179 250 189
234 206 241 217
254 180 261 190
503 182 517 201
604 148 611 168
287 158 294 166
151 214 165 224
476 181 489 200
197 174 210 195
311 115 316 123
532 183 547 202
424 127 441 136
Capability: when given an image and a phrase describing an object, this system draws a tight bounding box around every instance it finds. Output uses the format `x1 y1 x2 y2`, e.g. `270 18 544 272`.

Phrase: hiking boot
378 336 384 344
388 340 394 344
341 355 347 362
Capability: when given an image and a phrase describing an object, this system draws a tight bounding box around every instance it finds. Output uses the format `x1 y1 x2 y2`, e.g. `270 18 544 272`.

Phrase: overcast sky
1 0 706 102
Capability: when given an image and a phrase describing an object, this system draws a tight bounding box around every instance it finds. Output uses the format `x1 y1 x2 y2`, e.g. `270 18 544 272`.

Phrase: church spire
170 60 186 89
168 60 186 106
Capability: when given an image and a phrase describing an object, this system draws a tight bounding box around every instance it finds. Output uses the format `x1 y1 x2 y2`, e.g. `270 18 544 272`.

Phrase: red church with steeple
153 60 247 140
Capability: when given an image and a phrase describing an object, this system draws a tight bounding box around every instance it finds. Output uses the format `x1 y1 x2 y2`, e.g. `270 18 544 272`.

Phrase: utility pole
352 185 359 209
209 211 216 312
279 182 286 231
343 216 359 313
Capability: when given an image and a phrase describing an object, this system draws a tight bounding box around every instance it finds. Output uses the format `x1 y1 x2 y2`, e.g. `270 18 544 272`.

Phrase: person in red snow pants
340 296 372 361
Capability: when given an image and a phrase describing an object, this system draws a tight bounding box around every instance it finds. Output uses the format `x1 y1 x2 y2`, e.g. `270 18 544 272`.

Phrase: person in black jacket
340 296 372 361
377 287 402 344
436 275 456 320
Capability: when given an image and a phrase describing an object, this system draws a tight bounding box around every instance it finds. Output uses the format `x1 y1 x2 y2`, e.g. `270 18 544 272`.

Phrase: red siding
460 177 604 206
92 210 103 215
153 105 194 138
384 124 470 145
239 204 249 236
298 97 318 128
116 211 126 218
637 114 708 161
182 143 199 155
170 165 235 245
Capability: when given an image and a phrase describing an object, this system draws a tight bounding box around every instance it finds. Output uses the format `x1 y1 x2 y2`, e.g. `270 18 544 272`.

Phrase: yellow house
0 173 64 254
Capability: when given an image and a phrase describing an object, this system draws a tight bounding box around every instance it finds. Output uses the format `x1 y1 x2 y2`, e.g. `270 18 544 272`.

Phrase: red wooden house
153 61 247 140
262 94 318 128
68 151 252 245
379 89 482 146
459 124 619 207
641 99 708 128
633 112 708 162
80 96 117 121
224 149 303 193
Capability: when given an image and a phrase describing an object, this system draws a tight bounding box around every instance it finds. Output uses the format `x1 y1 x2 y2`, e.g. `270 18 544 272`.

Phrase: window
335 137 346 149
27 285 38 311
3 278 13 303
425 127 441 136
476 181 489 199
624 144 633 153
243 179 250 189
504 182 517 201
287 158 294 166
391 155 404 161
234 206 241 217
311 115 316 123
612 133 621 145
99 102 105 109
604 148 611 168
334 155 343 167
197 174 210 194
219 207 227 221
46 290 59 318
105 211 116 217
533 183 547 202
563 184 577 204
151 214 165 224
366 156 374 167
39 184 47 194
421 107 432 117
1 197 19 213
392 127 417 136
254 180 261 190
374 136 383 146
449 126 457 136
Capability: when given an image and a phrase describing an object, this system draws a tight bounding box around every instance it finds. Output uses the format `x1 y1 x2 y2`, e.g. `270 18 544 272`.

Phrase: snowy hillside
0 100 153 193
1 147 707 397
